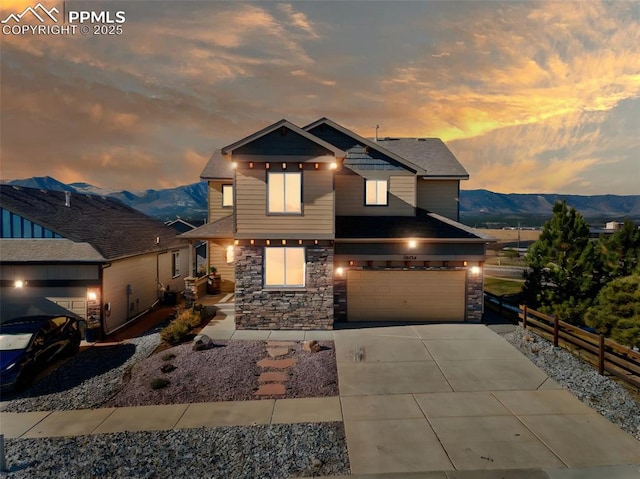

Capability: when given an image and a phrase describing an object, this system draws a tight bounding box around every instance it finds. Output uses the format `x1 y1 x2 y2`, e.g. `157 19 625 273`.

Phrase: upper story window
264 247 305 288
1 208 62 238
222 184 233 207
268 172 302 214
365 179 388 206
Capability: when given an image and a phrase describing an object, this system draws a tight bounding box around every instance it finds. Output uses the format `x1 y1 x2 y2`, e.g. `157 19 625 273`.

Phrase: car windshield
0 333 33 351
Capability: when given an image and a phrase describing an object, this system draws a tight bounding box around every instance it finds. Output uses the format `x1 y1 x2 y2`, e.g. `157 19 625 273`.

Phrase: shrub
151 378 170 389
160 363 176 373
159 308 202 345
160 319 190 345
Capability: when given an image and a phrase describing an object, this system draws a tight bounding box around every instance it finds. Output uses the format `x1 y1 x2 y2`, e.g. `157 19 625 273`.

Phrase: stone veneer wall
235 245 334 330
466 268 484 323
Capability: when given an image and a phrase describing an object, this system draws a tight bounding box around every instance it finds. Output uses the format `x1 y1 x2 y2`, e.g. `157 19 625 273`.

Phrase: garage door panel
347 270 465 322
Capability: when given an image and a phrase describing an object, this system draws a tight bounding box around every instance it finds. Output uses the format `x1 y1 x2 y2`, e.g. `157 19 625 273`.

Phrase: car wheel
15 364 35 392
65 337 81 357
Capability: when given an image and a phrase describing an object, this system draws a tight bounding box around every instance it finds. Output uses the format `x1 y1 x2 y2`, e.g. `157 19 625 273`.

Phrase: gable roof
304 117 419 173
0 185 185 261
375 138 469 179
221 119 346 158
179 215 233 239
200 149 235 180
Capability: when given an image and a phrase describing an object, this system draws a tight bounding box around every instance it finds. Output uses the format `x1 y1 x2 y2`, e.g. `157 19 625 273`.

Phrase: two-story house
186 118 493 330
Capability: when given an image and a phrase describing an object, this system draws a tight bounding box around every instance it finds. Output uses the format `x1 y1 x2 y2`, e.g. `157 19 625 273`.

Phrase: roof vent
65 191 71 207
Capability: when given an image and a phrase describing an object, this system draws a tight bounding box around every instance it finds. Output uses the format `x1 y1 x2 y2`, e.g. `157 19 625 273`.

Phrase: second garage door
347 270 466 322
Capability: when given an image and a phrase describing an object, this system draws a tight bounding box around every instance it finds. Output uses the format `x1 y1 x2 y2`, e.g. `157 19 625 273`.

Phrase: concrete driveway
333 323 640 476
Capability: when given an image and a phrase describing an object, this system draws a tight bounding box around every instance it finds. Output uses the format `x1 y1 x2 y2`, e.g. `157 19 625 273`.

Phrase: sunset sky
1 0 639 194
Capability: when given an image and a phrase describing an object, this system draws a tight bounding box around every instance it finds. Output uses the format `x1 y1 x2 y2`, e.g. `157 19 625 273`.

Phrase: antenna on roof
375 125 379 142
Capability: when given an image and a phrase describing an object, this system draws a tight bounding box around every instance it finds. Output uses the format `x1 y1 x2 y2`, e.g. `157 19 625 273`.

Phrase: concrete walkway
2 302 640 479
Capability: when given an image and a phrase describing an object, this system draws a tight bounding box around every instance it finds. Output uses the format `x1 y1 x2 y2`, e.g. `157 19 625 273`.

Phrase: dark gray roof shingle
375 138 469 178
179 215 233 239
200 149 234 180
1 185 185 261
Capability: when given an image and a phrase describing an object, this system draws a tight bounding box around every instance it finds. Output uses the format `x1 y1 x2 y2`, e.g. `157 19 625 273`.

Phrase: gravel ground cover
106 340 338 407
500 325 640 441
2 422 350 478
1 332 161 413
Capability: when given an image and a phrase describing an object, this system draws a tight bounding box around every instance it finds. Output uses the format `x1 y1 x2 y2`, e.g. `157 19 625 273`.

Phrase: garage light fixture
470 266 481 276
329 162 338 170
87 291 98 301
14 280 24 288
335 267 344 277
408 240 417 249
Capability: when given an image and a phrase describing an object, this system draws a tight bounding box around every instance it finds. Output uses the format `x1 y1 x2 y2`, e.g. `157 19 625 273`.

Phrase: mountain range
4 176 640 227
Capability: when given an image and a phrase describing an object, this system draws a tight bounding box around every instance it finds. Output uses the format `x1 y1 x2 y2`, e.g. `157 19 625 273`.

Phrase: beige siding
335 172 416 216
208 181 233 223
208 241 235 291
347 270 466 321
0 264 99 281
417 180 460 220
102 247 188 333
235 168 334 238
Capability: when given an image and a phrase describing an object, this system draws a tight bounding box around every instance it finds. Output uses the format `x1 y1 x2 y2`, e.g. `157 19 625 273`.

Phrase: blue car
1 315 83 393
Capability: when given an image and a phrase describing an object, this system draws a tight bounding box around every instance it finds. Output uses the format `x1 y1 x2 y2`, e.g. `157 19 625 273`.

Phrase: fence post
598 334 605 375
0 434 5 472
553 316 559 347
522 305 528 330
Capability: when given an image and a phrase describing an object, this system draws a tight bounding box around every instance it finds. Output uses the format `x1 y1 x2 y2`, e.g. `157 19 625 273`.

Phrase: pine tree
523 200 596 325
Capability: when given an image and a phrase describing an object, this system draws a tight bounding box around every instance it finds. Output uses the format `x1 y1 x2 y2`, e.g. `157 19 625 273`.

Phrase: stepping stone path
254 341 297 397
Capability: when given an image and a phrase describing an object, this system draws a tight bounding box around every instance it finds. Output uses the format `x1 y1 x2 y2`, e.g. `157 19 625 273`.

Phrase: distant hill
4 176 639 227
459 189 640 227
5 176 208 224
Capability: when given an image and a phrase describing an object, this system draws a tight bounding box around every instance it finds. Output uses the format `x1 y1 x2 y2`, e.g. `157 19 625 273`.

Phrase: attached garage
347 269 466 322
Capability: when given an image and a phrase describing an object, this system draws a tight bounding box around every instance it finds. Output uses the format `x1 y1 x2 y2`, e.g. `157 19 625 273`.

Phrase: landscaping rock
192 334 214 351
303 340 321 353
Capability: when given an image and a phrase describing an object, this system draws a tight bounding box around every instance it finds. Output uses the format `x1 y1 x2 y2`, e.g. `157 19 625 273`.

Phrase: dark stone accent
466 269 484 323
234 246 334 330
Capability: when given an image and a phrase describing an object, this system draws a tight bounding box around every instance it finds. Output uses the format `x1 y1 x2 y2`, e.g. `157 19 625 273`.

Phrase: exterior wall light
336 267 344 276
329 162 338 170
231 162 238 169
470 266 481 276
87 291 98 301
14 280 24 288
408 240 417 248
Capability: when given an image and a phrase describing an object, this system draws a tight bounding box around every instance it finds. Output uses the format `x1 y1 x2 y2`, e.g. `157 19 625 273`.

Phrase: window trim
222 184 233 208
171 250 181 278
263 247 306 289
266 171 303 215
364 179 388 206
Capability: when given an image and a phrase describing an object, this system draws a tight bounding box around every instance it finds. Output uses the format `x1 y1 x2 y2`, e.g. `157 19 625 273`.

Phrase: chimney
65 191 71 207
375 125 379 142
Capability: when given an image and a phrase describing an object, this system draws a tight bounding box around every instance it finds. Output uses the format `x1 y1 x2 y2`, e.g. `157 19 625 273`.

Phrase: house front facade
191 118 493 329
0 186 189 335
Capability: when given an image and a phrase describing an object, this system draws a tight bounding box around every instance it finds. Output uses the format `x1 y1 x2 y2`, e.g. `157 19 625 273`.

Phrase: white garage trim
347 269 466 322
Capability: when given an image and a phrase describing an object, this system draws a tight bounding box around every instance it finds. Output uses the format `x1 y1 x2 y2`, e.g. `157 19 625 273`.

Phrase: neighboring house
0 186 189 335
166 218 207 276
184 117 494 329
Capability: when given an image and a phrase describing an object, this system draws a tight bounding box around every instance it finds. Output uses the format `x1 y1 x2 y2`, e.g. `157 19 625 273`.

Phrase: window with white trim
172 251 181 277
222 184 233 207
268 172 302 214
365 179 388 205
264 247 305 287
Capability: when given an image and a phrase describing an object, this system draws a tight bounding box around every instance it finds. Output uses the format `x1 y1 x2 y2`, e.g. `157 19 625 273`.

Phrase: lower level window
264 247 305 287
172 251 180 277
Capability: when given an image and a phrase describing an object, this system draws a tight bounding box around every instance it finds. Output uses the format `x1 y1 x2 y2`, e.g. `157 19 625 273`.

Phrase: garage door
347 270 466 322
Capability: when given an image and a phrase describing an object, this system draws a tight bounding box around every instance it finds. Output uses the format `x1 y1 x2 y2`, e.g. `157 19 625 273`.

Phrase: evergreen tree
523 200 596 325
585 275 640 348
594 220 640 285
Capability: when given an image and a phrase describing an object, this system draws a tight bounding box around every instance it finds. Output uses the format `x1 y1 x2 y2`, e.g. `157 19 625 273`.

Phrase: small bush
160 363 176 373
160 307 202 345
161 353 176 361
151 378 170 389
160 319 190 345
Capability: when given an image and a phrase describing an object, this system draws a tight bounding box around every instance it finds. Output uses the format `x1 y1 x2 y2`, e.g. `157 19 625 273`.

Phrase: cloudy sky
1 0 639 194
